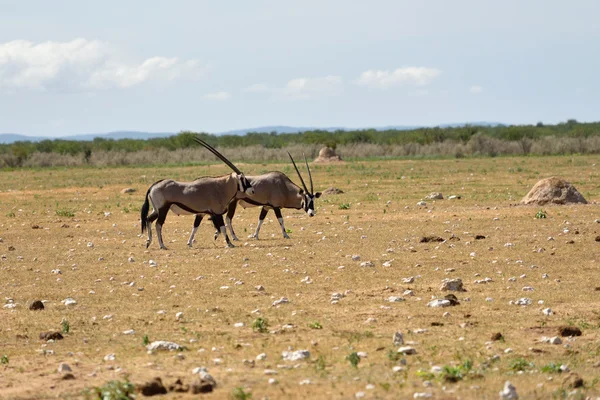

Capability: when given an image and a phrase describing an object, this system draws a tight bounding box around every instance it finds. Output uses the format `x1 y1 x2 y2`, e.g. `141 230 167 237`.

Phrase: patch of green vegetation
440 359 473 383
416 370 435 381
509 357 534 372
85 379 136 400
535 209 547 219
387 349 401 362
56 208 75 217
315 354 327 373
142 334 150 346
61 319 70 334
338 202 351 210
251 318 269 333
6 211 15 218
230 386 252 400
285 228 292 233
540 362 565 374
1 354 8 364
346 352 360 368
308 321 323 329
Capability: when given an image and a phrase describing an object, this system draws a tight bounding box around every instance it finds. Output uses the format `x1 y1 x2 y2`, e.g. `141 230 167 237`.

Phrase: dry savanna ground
1 156 599 400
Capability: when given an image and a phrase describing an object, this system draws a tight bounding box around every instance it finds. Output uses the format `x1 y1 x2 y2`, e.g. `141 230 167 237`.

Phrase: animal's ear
299 189 304 194
315 192 322 198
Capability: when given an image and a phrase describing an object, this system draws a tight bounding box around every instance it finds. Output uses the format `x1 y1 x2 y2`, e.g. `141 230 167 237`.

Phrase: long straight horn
194 137 242 174
303 153 313 194
287 151 309 193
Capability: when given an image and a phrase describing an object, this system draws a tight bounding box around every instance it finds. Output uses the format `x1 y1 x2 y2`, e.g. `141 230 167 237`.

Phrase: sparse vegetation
338 202 350 210
308 321 323 329
1 355 8 365
85 379 135 400
541 362 564 373
346 352 360 368
510 357 535 372
535 209 547 219
230 386 252 400
251 318 269 333
61 319 70 334
56 208 75 217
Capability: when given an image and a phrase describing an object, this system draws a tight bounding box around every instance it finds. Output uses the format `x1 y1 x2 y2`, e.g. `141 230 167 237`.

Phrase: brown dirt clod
139 377 167 396
29 300 45 311
491 332 503 341
420 235 444 243
39 331 63 341
558 325 582 337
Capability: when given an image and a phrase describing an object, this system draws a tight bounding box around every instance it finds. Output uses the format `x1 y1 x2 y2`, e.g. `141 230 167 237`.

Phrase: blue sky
0 0 598 137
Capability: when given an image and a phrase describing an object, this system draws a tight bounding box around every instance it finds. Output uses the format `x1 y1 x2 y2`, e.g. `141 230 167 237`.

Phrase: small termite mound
520 177 587 205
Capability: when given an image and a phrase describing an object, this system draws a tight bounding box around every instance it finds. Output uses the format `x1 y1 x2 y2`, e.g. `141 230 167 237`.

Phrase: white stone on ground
282 350 310 361
499 381 518 399
272 297 289 306
393 332 404 346
428 299 451 308
440 278 464 291
397 346 417 355
146 341 183 352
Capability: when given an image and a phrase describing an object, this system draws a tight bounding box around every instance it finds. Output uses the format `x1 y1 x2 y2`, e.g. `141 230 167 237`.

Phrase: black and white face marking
237 174 254 195
301 191 321 216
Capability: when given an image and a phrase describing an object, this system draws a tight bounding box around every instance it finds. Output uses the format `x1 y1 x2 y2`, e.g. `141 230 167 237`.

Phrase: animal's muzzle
307 210 315 217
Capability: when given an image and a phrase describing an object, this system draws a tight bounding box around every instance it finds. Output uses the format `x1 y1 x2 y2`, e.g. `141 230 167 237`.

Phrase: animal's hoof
283 234 291 239
160 246 168 250
232 236 240 241
226 243 235 248
145 242 151 249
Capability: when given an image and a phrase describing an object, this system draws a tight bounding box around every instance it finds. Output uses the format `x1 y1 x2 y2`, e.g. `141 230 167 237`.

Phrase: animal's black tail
141 180 162 234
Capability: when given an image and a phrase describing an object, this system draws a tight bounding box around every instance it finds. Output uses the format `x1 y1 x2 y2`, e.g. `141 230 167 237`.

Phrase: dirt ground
1 156 599 399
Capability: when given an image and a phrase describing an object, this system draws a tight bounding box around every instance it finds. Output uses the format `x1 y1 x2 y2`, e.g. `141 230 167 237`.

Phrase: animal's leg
273 208 290 239
188 214 203 247
213 215 235 248
155 207 169 250
146 211 158 248
226 201 239 241
250 207 269 239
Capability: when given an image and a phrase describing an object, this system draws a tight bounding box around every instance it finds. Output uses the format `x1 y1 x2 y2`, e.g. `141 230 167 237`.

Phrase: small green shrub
61 319 70 334
338 203 351 210
346 352 360 368
86 379 135 400
56 208 75 217
142 334 150 346
510 357 534 372
308 321 323 329
1 354 8 364
541 362 563 373
535 209 547 219
251 318 269 333
230 386 252 400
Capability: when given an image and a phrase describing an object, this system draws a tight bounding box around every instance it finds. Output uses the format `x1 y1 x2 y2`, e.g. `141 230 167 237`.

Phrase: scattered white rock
63 298 77 306
57 363 72 373
272 297 289 307
397 346 417 355
540 336 562 345
542 308 553 316
427 299 451 308
393 332 404 346
268 378 278 385
351 255 361 261
499 381 519 400
414 393 433 399
388 296 405 303
146 341 183 352
104 353 116 361
282 350 310 361
440 278 464 291
149 260 157 267
256 353 267 361
417 201 427 206
522 286 534 292
175 312 184 321
87 242 94 248
122 329 135 335
234 322 245 328
360 261 375 267
515 298 532 306
364 317 377 324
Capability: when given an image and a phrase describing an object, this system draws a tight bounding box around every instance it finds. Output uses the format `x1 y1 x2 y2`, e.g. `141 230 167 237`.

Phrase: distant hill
0 122 505 144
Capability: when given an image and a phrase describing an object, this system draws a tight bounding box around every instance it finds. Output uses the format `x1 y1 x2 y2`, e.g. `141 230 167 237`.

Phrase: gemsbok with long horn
140 137 254 249
187 152 320 245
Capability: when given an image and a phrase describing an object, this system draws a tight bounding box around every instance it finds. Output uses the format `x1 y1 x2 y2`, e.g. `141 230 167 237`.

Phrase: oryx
187 152 321 245
140 137 254 249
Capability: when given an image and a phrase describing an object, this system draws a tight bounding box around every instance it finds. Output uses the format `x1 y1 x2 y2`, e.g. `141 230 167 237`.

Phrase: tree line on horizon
1 119 599 167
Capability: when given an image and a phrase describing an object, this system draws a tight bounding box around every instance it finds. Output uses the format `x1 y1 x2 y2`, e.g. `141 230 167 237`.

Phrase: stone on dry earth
272 297 289 306
491 332 503 341
499 381 518 399
57 363 72 373
282 350 310 361
558 326 582 337
393 332 404 346
424 192 443 200
168 378 189 393
146 341 183 352
121 187 136 194
428 299 452 308
397 346 417 355
29 300 44 310
440 278 465 292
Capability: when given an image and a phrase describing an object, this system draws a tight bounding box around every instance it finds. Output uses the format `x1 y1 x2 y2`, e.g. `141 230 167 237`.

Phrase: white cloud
356 67 441 89
469 85 483 94
203 91 231 101
0 38 206 91
243 83 269 93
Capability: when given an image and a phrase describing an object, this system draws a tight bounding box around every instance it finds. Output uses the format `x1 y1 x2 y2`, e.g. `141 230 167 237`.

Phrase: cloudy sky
0 1 598 137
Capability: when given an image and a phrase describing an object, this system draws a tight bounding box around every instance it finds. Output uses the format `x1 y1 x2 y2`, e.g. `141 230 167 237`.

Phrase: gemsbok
187 152 320 245
140 137 254 249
